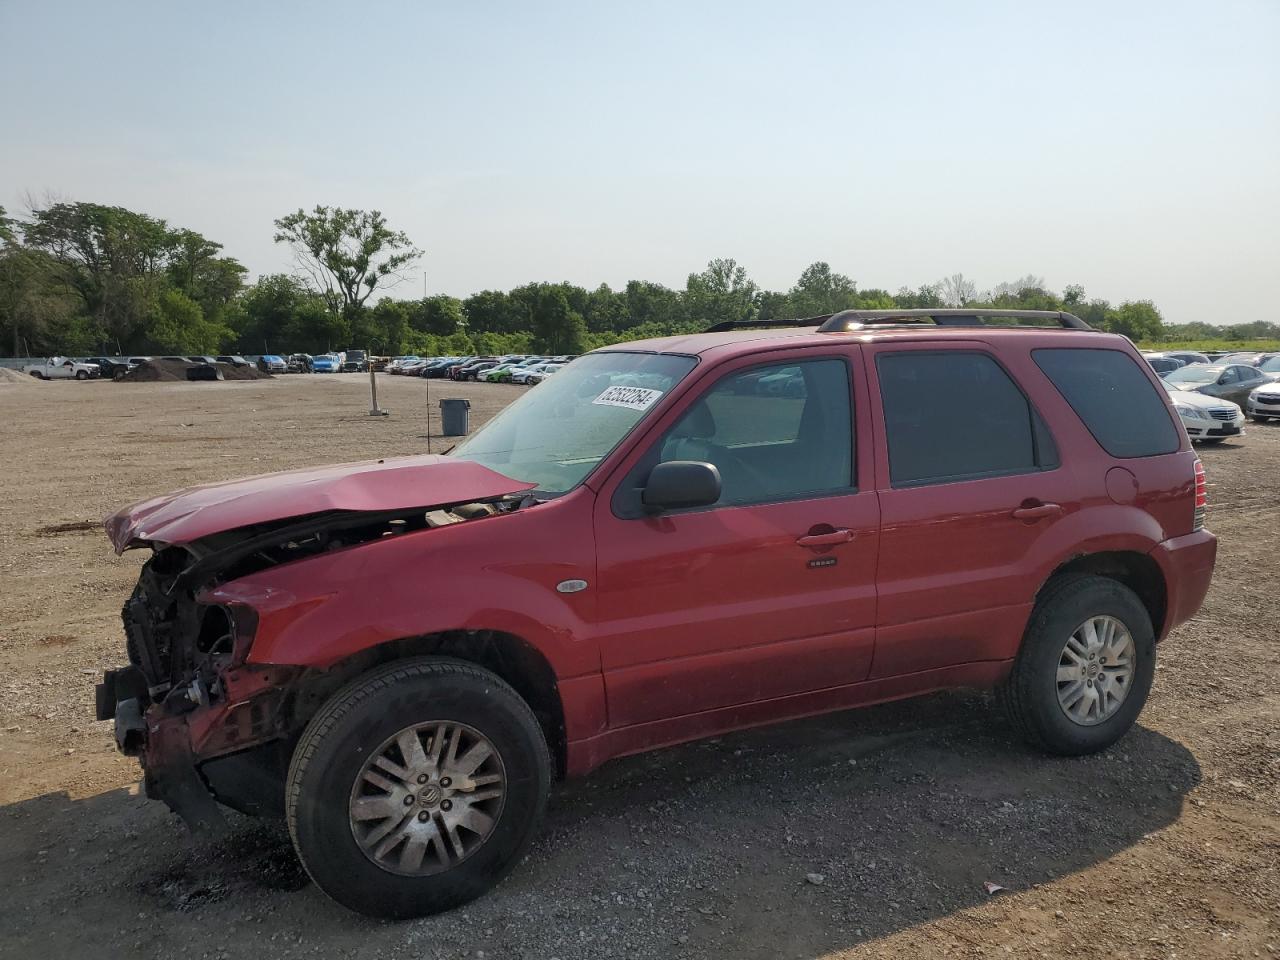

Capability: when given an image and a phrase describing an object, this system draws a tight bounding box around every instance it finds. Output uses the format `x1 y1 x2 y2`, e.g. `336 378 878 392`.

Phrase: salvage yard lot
0 374 1276 959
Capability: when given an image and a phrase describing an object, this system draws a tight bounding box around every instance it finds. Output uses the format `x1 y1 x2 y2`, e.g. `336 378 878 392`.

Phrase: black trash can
439 398 471 437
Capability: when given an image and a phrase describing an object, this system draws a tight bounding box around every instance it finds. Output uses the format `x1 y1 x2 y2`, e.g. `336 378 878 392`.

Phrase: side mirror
642 460 721 512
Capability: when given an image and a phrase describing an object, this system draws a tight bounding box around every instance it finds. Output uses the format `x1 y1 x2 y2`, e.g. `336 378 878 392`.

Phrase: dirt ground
0 373 1276 960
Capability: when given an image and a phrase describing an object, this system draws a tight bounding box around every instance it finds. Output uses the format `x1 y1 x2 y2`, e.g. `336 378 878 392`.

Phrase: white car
525 363 566 385
21 357 101 380
1246 380 1280 422
1163 382 1245 443
511 362 557 385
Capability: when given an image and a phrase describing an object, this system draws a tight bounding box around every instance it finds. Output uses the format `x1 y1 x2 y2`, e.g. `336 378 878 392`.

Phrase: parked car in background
478 362 520 382
1257 356 1280 378
1163 363 1272 407
216 355 253 368
1219 351 1280 367
84 356 136 379
452 359 500 381
343 349 368 373
1246 379 1280 422
22 356 100 380
524 363 566 385
96 309 1216 919
257 355 288 374
311 354 341 373
386 356 420 374
1161 351 1211 367
427 358 470 379
512 362 560 384
1141 353 1186 378
287 353 313 373
187 355 218 365
1161 381 1245 443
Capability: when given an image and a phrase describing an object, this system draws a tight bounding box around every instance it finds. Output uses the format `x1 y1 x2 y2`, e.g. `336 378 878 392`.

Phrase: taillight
1193 458 1207 531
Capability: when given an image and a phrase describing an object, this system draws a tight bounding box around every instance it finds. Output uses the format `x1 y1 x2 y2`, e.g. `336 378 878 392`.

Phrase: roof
601 323 1122 360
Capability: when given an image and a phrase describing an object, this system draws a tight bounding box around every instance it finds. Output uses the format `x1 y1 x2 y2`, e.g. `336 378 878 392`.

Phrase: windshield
452 351 698 495
1165 365 1221 386
1260 357 1280 373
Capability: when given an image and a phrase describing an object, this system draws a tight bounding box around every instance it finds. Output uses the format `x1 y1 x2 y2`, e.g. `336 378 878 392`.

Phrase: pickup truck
21 357 101 380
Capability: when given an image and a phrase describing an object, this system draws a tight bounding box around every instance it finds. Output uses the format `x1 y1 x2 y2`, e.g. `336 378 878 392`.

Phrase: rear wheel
998 574 1155 755
29 371 43 379
286 658 550 919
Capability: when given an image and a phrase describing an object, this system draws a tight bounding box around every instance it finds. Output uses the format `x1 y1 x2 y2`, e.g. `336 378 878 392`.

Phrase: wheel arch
1036 551 1168 639
300 630 568 778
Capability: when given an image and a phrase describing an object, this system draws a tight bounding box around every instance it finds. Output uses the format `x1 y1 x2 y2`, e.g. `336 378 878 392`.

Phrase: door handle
796 529 856 547
1011 501 1062 521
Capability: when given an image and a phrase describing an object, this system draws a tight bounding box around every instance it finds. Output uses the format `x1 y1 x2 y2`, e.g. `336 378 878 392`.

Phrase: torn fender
104 455 535 553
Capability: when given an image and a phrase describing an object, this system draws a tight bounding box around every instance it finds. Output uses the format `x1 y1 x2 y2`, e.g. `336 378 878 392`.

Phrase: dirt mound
0 367 39 386
121 360 272 383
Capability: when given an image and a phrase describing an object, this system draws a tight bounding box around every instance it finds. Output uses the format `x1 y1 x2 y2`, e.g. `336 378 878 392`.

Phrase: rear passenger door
867 343 1078 677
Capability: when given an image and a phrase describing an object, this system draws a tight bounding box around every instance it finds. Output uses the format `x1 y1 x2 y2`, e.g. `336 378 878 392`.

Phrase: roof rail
817 309 1091 332
704 315 831 333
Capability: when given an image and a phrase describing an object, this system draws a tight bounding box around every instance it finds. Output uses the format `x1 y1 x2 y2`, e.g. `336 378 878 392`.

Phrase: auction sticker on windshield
592 385 664 411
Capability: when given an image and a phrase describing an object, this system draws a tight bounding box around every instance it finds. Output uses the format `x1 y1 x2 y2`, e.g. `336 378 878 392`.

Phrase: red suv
97 309 1216 918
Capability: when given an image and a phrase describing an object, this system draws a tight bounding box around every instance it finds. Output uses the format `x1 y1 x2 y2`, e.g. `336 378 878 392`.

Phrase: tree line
2 199 1271 359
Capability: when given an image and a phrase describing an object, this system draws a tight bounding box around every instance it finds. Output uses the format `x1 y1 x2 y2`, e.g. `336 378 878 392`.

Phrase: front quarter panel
205 489 600 681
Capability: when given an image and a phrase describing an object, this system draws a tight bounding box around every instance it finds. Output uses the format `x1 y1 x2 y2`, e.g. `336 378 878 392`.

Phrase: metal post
368 347 388 416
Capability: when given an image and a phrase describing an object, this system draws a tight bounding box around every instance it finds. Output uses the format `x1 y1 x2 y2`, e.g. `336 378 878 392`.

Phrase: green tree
407 295 465 335
1104 300 1165 341
22 201 174 346
623 280 685 329
786 261 860 317
0 205 15 246
684 258 758 327
273 206 421 316
145 289 231 353
528 285 586 353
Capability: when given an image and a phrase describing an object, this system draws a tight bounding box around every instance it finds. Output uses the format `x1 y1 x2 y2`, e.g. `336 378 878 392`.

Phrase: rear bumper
1149 530 1217 640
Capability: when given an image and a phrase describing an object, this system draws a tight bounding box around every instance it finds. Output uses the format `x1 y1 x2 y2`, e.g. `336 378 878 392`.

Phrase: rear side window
1033 348 1179 458
877 351 1058 487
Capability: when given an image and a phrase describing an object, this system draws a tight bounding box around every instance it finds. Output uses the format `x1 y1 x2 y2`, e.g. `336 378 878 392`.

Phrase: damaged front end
96 455 535 831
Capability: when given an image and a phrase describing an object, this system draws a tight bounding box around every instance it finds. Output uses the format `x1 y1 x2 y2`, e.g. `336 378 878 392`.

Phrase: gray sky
2 0 1276 324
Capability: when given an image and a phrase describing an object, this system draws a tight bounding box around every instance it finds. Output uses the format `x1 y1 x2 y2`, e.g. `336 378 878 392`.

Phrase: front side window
451 351 697 496
878 351 1058 487
614 358 853 515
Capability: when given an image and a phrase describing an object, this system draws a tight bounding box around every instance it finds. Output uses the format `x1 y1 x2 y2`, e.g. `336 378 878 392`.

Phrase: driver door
593 349 879 729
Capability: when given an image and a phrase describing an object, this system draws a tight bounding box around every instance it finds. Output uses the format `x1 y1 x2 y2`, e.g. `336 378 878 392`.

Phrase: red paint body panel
116 324 1218 785
105 454 534 553
1149 530 1217 639
564 659 1012 777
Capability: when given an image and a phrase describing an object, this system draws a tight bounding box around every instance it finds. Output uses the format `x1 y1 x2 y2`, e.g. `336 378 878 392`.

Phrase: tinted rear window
1033 348 1179 458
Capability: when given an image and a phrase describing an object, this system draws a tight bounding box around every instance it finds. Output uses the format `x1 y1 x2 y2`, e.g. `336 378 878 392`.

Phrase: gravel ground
0 373 1276 959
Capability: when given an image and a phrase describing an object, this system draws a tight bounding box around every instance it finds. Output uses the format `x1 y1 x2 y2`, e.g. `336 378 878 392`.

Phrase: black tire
76 370 88 380
1198 437 1225 444
1252 415 1269 423
286 657 550 919
998 574 1155 756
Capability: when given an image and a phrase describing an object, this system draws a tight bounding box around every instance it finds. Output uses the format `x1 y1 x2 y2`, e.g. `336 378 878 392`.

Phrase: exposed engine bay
96 495 529 829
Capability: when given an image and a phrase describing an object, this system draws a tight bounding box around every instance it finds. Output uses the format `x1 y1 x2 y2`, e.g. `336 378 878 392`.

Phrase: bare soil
0 374 1276 959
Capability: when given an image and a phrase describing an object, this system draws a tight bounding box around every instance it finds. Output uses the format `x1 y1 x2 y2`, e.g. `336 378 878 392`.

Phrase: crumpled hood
105 455 533 554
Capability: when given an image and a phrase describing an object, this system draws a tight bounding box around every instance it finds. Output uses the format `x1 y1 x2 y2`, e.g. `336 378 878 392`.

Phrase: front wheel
998 574 1155 755
75 370 88 380
1252 415 1270 423
286 658 551 919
